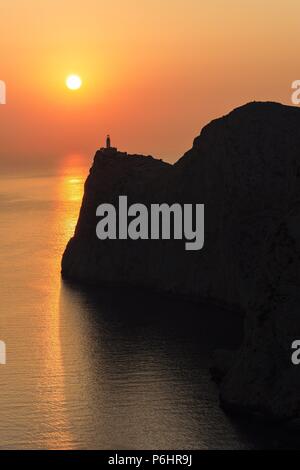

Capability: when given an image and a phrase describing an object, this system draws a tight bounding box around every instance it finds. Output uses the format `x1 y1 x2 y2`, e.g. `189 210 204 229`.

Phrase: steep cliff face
219 205 300 423
62 149 173 287
62 102 300 422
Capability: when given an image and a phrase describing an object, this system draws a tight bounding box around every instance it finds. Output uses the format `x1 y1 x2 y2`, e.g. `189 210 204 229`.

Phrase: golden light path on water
34 159 85 449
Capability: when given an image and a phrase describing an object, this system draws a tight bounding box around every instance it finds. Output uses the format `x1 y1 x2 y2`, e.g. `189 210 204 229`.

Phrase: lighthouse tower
100 134 118 153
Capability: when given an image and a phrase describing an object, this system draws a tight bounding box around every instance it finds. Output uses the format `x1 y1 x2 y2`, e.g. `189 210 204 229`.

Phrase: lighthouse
100 134 118 153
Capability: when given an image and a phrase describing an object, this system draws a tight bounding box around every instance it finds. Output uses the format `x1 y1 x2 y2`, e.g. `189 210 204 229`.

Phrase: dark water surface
0 169 298 449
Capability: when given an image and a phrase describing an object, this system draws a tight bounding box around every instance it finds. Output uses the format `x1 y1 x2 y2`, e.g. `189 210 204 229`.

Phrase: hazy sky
0 0 299 168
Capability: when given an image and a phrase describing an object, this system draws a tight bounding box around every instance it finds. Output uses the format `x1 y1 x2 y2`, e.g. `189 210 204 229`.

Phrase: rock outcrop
62 102 300 423
62 149 174 289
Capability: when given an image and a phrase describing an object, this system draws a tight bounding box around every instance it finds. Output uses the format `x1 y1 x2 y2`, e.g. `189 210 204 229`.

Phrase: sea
0 156 298 449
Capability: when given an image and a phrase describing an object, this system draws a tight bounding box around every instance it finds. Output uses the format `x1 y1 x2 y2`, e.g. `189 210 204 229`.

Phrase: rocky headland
62 102 300 424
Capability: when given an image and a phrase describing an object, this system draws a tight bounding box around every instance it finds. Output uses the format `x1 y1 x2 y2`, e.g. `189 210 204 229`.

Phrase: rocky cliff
62 102 300 423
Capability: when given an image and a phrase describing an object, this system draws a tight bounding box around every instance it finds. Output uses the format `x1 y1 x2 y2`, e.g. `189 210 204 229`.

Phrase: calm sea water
0 161 297 449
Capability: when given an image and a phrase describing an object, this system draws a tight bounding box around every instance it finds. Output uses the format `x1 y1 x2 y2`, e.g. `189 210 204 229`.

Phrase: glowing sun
66 75 82 90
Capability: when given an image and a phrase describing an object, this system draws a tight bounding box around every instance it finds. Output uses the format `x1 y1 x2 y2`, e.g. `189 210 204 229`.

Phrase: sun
66 74 82 90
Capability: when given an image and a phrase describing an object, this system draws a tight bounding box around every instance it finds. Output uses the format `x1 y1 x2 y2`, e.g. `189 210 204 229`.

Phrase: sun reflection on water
57 155 88 240
33 156 89 448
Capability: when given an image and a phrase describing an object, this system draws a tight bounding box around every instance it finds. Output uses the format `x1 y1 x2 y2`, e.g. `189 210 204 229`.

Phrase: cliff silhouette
62 102 300 424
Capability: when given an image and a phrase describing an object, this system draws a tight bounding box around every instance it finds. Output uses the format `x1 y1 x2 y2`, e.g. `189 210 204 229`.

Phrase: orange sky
0 0 299 170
